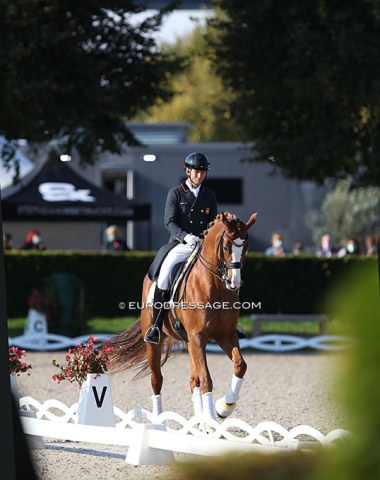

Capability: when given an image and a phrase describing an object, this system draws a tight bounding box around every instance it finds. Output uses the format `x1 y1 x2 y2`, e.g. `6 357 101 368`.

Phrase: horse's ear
246 212 258 230
221 211 229 226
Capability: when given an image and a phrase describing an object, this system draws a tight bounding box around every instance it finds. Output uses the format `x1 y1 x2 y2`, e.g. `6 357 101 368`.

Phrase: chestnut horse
107 211 257 428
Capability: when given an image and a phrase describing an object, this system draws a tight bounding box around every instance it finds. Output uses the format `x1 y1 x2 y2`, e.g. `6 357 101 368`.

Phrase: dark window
204 178 243 204
102 173 128 196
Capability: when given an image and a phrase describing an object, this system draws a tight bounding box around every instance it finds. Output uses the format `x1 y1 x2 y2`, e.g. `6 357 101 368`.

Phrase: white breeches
157 243 194 290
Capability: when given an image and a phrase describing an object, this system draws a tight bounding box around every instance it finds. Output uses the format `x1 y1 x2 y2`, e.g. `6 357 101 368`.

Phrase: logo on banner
39 182 95 202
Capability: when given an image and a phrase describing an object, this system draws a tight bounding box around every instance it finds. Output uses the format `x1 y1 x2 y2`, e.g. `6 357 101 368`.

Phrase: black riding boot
144 287 168 345
236 323 247 339
237 329 247 339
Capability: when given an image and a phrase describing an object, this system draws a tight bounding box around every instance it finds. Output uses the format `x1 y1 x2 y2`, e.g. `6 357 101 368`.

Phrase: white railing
8 333 112 350
19 396 351 465
9 332 354 352
207 334 356 352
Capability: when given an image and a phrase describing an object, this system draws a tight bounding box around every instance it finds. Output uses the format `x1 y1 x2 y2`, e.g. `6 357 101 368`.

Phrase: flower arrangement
9 346 32 376
51 336 112 387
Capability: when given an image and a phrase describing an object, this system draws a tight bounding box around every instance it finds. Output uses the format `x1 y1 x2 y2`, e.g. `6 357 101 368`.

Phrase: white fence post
24 309 48 347
125 423 175 466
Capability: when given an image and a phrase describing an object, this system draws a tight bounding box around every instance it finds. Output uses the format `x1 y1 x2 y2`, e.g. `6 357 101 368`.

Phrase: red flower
51 336 112 387
9 347 32 376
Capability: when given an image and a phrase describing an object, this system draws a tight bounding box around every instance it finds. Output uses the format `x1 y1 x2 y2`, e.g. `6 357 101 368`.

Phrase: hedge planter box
76 374 115 427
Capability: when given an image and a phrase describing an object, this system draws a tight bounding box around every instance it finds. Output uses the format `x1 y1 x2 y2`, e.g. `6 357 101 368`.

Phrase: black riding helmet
184 152 210 171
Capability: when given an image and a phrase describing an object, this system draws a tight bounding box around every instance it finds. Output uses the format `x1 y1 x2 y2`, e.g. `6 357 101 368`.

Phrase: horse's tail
105 318 182 380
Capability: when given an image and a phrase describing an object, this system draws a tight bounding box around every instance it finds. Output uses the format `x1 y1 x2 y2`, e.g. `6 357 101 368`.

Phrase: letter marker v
92 386 107 408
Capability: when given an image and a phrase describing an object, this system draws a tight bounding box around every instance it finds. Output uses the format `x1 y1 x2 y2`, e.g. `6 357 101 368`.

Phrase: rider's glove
184 234 199 247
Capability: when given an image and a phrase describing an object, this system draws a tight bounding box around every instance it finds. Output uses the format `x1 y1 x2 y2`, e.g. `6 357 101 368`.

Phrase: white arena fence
19 396 351 465
8 332 355 352
9 309 354 352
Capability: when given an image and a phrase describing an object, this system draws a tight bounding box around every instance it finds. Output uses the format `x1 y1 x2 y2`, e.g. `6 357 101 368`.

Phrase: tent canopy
1 159 150 221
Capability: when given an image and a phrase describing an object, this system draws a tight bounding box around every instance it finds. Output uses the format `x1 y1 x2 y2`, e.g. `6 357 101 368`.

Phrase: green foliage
86 316 136 334
307 178 380 245
177 450 322 480
240 254 376 315
142 25 243 142
4 250 153 318
7 318 25 337
7 315 342 338
208 1 380 185
311 262 380 480
7 315 135 337
3 251 376 320
0 0 183 166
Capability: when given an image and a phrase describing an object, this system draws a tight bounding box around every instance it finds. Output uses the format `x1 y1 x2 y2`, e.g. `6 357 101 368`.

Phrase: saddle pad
148 241 178 281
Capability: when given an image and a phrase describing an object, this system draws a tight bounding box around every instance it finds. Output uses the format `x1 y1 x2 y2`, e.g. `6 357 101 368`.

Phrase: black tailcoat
148 180 218 281
165 180 218 243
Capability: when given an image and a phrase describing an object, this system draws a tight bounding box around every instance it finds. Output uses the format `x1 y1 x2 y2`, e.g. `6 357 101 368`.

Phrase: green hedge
239 254 376 314
4 251 377 318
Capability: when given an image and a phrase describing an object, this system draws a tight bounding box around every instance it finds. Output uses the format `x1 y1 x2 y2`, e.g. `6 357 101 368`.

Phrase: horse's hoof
202 422 216 435
215 397 236 418
205 425 216 434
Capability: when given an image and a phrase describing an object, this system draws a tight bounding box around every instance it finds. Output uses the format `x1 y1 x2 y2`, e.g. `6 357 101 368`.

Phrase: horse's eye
224 246 231 253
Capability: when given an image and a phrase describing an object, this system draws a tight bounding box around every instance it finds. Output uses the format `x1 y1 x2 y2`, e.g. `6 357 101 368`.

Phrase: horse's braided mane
202 211 237 237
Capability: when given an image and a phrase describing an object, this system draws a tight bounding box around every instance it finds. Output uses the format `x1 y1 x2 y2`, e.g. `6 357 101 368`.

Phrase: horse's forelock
204 212 244 238
223 215 247 237
212 211 236 225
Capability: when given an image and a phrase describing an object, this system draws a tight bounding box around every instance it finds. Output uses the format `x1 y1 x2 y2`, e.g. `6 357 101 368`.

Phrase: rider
144 152 246 345
144 152 216 344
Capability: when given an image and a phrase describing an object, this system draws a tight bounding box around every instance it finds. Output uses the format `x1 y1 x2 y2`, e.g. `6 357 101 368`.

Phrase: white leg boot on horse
215 374 245 418
144 287 168 345
191 386 203 418
151 394 163 419
201 392 217 434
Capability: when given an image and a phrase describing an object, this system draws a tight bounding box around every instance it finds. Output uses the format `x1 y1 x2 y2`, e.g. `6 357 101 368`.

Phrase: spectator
3 232 13 250
265 232 285 256
105 225 129 251
315 233 335 257
292 242 304 255
364 234 377 256
20 229 46 250
337 238 360 257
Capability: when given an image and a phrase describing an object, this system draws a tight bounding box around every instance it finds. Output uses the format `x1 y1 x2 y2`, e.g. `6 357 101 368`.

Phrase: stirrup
236 324 247 339
144 326 161 345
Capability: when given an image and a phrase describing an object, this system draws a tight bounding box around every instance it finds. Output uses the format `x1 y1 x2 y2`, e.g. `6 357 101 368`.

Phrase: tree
142 25 244 142
0 0 183 168
207 1 380 185
306 178 380 246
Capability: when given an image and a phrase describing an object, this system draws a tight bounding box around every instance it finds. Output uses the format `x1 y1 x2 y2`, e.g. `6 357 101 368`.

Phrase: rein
198 229 248 285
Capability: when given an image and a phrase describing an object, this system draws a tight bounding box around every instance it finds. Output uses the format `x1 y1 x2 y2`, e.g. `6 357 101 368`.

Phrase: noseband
199 228 248 287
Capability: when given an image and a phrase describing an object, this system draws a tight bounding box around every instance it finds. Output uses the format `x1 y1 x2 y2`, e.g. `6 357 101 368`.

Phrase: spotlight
143 154 157 162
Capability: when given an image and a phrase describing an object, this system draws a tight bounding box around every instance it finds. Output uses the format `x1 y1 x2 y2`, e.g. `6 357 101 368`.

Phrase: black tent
1 159 150 222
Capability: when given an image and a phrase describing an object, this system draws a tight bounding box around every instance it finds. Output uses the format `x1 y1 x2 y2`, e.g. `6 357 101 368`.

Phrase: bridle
198 228 248 288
